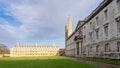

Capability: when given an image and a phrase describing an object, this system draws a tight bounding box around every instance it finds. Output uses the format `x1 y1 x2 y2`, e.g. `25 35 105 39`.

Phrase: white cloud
0 0 103 48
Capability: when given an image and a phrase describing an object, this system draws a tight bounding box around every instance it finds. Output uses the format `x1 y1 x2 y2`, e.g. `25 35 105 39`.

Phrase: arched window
117 42 120 52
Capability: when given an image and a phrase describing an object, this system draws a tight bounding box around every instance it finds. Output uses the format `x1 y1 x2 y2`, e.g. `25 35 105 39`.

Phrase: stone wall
65 0 120 59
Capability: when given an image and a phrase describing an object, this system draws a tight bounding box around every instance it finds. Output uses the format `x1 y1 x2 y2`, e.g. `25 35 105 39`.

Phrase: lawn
81 58 120 66
0 56 96 68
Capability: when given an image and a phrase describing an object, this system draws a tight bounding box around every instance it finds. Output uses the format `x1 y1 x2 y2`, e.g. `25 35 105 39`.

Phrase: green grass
81 58 120 66
0 56 96 68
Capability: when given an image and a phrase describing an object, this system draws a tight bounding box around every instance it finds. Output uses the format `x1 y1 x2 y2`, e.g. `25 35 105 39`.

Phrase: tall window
95 28 99 39
117 42 120 52
90 46 92 52
117 21 120 33
77 42 79 55
90 32 92 42
104 23 109 36
117 0 120 11
104 9 108 20
96 45 99 52
105 43 110 52
90 22 92 30
96 17 99 26
84 35 86 43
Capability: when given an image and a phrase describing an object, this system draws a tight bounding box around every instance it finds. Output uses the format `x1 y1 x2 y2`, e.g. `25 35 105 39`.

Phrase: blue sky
0 0 103 49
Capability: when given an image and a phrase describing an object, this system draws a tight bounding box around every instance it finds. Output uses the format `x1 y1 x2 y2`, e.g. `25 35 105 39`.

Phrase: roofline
66 0 113 41
85 0 112 23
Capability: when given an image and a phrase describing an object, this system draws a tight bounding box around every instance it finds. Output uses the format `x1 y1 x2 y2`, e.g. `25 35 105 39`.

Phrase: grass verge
81 58 120 66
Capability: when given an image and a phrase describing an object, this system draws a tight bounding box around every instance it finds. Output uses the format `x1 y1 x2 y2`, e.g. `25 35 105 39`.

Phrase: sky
0 0 103 49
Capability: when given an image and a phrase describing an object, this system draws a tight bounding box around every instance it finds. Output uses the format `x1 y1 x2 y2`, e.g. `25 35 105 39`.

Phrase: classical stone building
10 43 59 57
65 0 120 59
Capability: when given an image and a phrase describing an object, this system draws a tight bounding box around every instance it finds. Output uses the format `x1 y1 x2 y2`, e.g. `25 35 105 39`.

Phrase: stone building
65 0 120 59
10 43 59 57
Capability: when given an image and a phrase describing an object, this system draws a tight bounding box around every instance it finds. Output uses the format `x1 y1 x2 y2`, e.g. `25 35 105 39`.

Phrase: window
117 42 120 52
117 21 120 33
105 43 110 52
96 31 99 39
104 23 109 36
104 9 108 20
84 35 86 43
96 45 99 52
117 0 120 11
90 22 92 30
90 46 92 52
84 26 86 35
77 42 79 55
95 28 99 39
78 30 83 36
90 32 92 42
96 17 99 26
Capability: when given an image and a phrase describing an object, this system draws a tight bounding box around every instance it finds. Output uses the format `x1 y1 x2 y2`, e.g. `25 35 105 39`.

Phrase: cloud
0 0 103 48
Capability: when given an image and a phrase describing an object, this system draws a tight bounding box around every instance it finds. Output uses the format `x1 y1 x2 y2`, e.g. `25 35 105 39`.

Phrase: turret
65 16 73 39
65 16 73 53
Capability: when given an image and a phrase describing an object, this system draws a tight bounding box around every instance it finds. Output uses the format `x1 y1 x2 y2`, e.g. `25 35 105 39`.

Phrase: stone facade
10 44 59 57
65 0 120 59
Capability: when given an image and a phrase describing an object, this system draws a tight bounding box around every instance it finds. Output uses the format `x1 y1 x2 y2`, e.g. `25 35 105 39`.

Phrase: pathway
66 57 120 68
